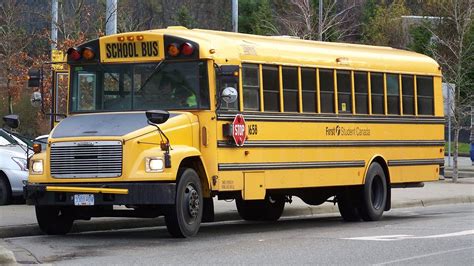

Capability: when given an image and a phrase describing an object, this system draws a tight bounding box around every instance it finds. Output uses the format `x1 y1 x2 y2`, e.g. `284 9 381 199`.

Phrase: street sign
232 114 247 146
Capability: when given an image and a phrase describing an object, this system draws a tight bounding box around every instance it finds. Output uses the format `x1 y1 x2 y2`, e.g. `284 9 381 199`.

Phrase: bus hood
51 112 181 138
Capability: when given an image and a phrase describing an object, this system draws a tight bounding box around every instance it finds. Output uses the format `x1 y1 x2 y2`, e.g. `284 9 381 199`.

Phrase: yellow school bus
25 27 444 237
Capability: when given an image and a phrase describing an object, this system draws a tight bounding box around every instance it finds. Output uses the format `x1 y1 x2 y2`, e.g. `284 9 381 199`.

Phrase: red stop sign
232 114 247 146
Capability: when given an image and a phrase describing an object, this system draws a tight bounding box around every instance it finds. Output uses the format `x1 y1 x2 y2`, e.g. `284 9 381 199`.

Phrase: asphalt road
3 204 474 265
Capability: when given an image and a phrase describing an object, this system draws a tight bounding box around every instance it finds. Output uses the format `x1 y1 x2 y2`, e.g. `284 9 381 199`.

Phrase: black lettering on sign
105 41 160 59
152 42 159 56
106 44 112 58
248 124 258 135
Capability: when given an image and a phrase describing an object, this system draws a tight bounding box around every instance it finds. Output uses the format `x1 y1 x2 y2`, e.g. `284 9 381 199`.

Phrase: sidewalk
0 178 473 239
444 156 474 178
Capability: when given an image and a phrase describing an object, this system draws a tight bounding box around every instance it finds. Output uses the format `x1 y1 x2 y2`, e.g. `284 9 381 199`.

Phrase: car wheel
0 174 12 206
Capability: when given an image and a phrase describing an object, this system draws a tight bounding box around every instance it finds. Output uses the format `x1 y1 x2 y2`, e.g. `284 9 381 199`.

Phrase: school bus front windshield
70 60 210 112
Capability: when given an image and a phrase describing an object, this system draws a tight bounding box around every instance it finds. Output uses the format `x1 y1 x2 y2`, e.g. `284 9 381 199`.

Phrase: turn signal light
137 35 144 41
67 48 81 61
127 36 135 41
167 43 180 56
181 42 194 56
117 36 125 42
82 47 95 60
33 143 41 154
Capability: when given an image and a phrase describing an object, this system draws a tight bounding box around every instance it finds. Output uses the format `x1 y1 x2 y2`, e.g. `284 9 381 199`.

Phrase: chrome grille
50 141 122 178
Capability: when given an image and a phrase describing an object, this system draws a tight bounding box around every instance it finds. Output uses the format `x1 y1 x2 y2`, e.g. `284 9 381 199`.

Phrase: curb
1 196 473 239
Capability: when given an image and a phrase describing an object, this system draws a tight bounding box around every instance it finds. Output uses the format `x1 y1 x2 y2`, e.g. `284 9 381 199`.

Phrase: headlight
145 157 164 172
31 160 43 174
11 157 27 171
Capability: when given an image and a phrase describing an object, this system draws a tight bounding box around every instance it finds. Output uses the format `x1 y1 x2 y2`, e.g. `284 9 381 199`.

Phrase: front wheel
165 168 203 238
36 206 74 235
357 162 388 221
0 176 12 206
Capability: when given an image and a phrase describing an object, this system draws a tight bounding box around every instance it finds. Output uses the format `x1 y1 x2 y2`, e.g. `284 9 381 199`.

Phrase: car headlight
31 160 43 175
145 157 164 172
11 157 27 171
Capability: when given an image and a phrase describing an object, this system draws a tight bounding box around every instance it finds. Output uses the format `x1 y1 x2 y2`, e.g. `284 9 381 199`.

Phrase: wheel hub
186 185 200 218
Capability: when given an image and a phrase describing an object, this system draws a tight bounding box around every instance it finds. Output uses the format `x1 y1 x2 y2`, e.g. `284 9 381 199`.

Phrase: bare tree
0 0 32 114
425 0 474 182
278 0 358 41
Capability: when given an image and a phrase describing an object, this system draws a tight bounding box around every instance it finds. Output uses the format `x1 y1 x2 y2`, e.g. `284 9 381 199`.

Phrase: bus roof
143 27 440 76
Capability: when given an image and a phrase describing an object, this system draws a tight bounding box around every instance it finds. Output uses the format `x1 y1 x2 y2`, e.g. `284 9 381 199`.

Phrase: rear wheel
165 168 203 238
0 175 12 206
358 162 388 221
36 206 74 235
337 190 361 222
236 195 285 221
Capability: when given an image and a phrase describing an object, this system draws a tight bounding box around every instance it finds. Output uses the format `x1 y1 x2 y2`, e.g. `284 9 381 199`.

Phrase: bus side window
386 74 400 115
337 70 352 113
319 69 335 113
354 71 369 114
242 64 260 111
301 68 317 113
402 75 415 115
371 73 384 114
282 67 298 112
262 65 280 112
417 76 434 115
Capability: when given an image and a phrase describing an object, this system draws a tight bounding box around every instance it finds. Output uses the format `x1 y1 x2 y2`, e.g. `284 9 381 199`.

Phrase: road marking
374 246 474 265
343 230 474 241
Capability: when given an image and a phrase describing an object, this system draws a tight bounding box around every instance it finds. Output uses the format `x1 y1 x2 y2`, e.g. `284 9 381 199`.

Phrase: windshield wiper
136 60 166 93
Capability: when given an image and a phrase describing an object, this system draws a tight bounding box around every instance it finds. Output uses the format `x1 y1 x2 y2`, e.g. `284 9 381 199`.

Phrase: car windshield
70 61 210 112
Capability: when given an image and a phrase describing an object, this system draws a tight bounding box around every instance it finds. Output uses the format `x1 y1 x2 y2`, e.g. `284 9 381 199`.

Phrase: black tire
165 168 203 238
358 162 388 221
337 190 361 222
0 174 12 206
236 195 285 221
36 206 74 235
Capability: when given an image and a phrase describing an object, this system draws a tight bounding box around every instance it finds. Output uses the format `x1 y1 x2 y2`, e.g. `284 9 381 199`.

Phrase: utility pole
106 0 118 35
51 0 58 51
232 0 238 32
318 0 323 41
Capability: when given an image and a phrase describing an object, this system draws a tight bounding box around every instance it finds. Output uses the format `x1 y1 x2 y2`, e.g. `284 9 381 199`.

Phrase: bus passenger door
51 70 69 129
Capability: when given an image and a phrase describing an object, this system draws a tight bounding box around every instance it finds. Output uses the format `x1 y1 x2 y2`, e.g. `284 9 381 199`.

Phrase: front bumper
24 182 176 206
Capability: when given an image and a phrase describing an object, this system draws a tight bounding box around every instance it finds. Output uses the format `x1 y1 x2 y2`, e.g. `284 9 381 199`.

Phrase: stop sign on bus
232 114 247 146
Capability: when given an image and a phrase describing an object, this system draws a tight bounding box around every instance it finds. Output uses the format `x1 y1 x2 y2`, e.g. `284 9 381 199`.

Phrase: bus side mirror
3 114 20 129
28 69 41 88
30 91 42 108
146 110 170 125
221 87 238 103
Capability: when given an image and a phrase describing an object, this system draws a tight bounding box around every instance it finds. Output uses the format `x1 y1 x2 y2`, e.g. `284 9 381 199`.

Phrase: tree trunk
452 127 460 183
7 79 13 114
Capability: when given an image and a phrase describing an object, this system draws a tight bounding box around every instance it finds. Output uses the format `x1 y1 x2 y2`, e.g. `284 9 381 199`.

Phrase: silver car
0 130 29 205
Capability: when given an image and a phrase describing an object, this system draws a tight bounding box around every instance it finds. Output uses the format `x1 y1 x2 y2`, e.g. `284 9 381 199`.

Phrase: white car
0 129 29 205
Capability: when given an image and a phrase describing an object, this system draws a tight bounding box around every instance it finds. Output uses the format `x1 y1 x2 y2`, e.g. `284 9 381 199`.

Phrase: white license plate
74 194 95 206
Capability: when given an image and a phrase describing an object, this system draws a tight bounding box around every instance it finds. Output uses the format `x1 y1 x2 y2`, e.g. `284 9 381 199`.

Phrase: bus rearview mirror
3 114 20 129
28 69 41 88
30 91 42 108
221 87 238 104
146 110 170 125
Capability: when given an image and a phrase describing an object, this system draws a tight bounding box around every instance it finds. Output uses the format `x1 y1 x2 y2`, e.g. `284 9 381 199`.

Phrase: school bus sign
233 114 247 146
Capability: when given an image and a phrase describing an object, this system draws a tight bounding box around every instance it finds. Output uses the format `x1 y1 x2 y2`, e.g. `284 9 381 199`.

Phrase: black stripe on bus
217 140 445 148
216 112 445 124
387 158 445 166
218 160 366 171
